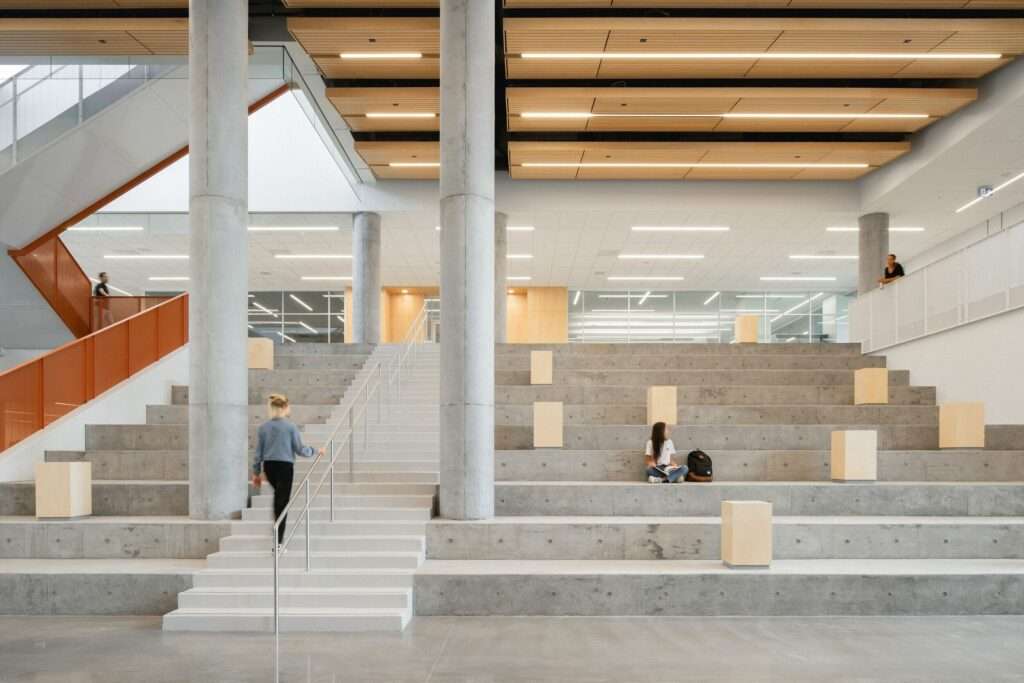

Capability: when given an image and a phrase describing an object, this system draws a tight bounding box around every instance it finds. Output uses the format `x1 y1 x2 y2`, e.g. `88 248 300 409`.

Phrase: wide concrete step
413 558 1024 616
162 606 409 632
205 550 423 570
496 423 938 451
280 482 438 496
0 481 187 516
496 404 938 427
0 516 229 559
272 355 370 370
495 449 1024 482
497 384 935 407
172 385 349 406
293 460 439 474
497 369 911 387
240 506 433 522
175 586 411 610
426 516 1024 561
230 520 427 537
191 567 415 589
496 342 864 356
221 534 424 553
290 471 440 484
250 494 435 509
496 354 886 371
147 404 337 426
495 481 1024 516
273 343 375 356
248 369 358 387
44 450 187 480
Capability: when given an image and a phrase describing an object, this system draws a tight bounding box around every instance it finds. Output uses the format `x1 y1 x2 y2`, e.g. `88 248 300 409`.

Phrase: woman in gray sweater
252 394 322 550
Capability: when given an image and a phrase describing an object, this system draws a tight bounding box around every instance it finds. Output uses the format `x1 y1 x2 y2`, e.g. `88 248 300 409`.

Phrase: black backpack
686 450 713 482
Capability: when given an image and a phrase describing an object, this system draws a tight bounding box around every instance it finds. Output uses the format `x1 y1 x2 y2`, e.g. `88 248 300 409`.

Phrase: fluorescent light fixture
618 254 703 260
735 294 806 299
507 254 533 259
826 226 926 232
68 226 143 232
637 291 652 306
298 321 318 334
760 276 837 282
249 226 340 232
336 315 345 324
247 324 254 330
632 226 730 232
252 302 277 318
523 162 867 170
389 162 440 168
523 112 927 120
507 276 532 281
89 277 132 296
607 276 685 281
789 254 858 260
825 227 859 232
955 169 1024 214
598 294 669 299
508 226 535 232
278 332 296 343
572 290 581 306
148 276 189 281
435 225 441 231
891 227 926 232
401 289 410 294
365 112 435 118
105 254 188 260
275 254 352 260
703 291 720 306
289 294 313 312
340 52 422 59
519 51 1000 60
302 276 352 281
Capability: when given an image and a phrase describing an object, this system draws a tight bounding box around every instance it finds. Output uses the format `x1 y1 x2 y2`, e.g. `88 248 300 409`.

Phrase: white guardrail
850 219 1024 353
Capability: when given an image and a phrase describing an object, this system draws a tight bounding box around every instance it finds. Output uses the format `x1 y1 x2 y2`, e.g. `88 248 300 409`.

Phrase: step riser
426 523 1024 560
496 343 863 356
44 450 187 480
273 357 370 370
250 496 434 509
497 385 935 407
496 356 886 371
162 612 408 632
0 521 229 559
148 405 337 426
177 592 410 610
240 508 432 522
192 572 413 589
0 482 186 516
496 369 911 387
207 555 423 570
173 386 349 406
221 537 424 553
230 522 427 536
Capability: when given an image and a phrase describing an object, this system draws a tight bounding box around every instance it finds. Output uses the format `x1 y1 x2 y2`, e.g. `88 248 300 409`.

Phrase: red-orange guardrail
91 296 171 332
9 235 92 338
0 293 188 452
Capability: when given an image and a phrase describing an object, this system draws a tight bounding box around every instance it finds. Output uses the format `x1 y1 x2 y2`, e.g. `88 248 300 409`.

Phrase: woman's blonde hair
267 393 290 418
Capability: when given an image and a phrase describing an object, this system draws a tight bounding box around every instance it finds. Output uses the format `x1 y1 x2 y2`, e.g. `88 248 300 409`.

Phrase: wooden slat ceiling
0 18 187 55
0 1 185 7
287 17 439 79
504 1 1024 7
504 17 1024 79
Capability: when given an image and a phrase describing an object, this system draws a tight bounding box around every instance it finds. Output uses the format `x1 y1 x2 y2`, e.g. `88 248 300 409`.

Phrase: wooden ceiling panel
0 19 187 55
327 86 440 130
683 167 804 180
314 56 440 79
504 30 609 53
768 30 954 52
730 96 883 113
506 58 601 79
0 1 186 6
284 1 437 6
840 117 932 132
713 118 853 132
604 30 781 52
504 0 1024 6
586 116 723 131
594 60 758 78
355 140 437 165
506 94 599 115
575 166 691 179
744 59 916 78
592 95 737 114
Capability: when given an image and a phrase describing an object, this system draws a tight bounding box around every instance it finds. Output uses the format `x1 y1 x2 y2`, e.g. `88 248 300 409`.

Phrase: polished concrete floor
2 615 1023 682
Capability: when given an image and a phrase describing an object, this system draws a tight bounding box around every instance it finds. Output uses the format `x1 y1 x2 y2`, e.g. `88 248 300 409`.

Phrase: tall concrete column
494 212 508 343
187 0 249 520
858 212 889 295
439 0 495 520
352 212 381 344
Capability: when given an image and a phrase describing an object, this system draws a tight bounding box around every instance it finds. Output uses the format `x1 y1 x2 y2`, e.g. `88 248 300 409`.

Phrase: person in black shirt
93 272 110 297
878 254 905 287
94 272 112 328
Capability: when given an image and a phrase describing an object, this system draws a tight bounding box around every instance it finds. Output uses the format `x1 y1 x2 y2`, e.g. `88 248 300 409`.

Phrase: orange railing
91 296 171 332
9 235 92 338
0 293 188 452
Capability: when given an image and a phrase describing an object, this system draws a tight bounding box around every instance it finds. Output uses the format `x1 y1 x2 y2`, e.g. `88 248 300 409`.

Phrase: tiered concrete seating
415 343 1024 616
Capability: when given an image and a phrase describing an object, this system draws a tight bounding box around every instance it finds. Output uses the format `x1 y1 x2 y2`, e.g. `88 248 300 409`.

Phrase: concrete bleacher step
496 353 887 371
230 520 427 537
293 460 439 474
280 483 438 496
172 385 351 406
496 342 864 356
0 480 187 516
221 534 424 553
413 558 1024 616
147 404 337 426
240 506 433 522
162 606 410 632
495 481 1024 516
205 550 424 570
175 586 411 610
44 450 187 480
426 515 1024 560
273 355 371 370
250 494 435 509
496 368 911 387
191 567 416 589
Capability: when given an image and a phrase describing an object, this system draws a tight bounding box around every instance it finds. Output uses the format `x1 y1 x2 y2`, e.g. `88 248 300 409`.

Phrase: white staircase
163 342 440 632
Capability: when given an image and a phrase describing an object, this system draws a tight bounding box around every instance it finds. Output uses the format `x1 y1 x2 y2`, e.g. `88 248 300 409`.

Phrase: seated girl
645 421 689 484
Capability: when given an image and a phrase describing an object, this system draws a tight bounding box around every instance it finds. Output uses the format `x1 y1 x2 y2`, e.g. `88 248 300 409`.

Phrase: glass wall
247 290 344 344
568 290 852 343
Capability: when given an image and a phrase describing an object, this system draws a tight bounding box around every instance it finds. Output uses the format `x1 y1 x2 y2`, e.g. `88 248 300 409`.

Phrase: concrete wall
0 253 72 349
0 347 50 372
875 308 1024 425
0 346 189 482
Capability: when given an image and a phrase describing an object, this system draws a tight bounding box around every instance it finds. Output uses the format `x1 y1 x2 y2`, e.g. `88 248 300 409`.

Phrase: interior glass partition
246 290 344 344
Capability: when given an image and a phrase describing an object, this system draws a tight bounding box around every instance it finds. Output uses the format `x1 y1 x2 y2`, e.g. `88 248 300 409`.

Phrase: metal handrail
271 304 430 636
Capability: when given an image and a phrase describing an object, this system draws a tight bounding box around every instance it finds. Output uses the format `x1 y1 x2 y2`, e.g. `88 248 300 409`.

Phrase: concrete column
858 212 889 295
187 0 249 520
439 0 495 520
352 212 382 344
494 212 508 343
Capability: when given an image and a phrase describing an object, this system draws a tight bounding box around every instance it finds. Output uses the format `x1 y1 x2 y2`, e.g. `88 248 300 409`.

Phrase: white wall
0 348 50 372
875 308 1024 424
0 345 188 482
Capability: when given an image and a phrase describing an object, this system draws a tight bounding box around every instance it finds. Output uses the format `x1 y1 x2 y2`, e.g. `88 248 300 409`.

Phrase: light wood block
646 385 677 426
940 402 985 448
734 315 759 343
530 350 553 385
247 338 274 370
721 500 772 568
830 430 878 482
533 401 563 448
35 462 92 519
854 368 889 405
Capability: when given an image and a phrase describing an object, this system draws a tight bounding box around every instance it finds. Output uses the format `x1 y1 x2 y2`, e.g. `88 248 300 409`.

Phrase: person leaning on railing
94 271 113 329
878 254 905 287
252 394 324 553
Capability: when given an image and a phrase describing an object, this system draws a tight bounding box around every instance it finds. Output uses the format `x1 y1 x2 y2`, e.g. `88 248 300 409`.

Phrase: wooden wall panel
527 287 569 343
507 292 530 343
387 292 426 343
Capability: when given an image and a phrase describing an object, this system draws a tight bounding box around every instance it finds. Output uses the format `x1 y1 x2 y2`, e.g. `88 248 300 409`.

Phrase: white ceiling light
789 254 858 260
522 112 927 120
632 226 730 232
278 331 297 343
148 276 190 281
298 321 318 334
340 52 423 59
105 254 188 260
572 291 581 306
735 294 806 299
507 254 533 259
618 254 703 260
289 294 313 312
249 226 340 232
760 276 837 282
274 254 352 260
252 302 278 318
389 162 440 168
365 112 436 118
955 169 1024 214
68 226 144 232
703 291 720 306
637 291 652 306
88 277 132 296
519 51 1000 60
607 276 685 281
508 226 535 232
825 226 926 232
302 276 352 281
523 162 867 170
598 294 669 298
336 315 345 323
507 276 532 281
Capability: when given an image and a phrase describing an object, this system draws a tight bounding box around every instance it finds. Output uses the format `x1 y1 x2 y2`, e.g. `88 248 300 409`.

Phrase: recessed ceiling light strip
521 112 928 120
519 51 1000 61
955 169 1024 214
522 162 868 169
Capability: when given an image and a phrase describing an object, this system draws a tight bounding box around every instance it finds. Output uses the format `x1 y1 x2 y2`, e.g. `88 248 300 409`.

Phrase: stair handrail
271 304 430 636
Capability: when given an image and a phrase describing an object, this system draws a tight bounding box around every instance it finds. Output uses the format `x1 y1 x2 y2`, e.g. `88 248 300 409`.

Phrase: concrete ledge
173 385 351 406
413 558 1024 616
0 481 188 516
496 369 911 388
497 354 887 371
0 558 201 615
496 343 865 356
146 404 336 426
0 517 229 559
45 450 187 481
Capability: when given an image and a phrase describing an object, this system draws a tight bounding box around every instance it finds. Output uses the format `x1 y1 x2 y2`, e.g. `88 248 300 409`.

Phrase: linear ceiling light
825 226 926 232
607 276 685 281
633 226 730 232
955 169 1024 214
522 162 868 169
365 112 436 118
389 162 440 167
703 291 720 306
598 294 669 298
278 332 297 343
519 51 1000 60
298 321 318 334
289 294 313 312
105 254 187 260
302 276 352 281
340 52 422 59
572 290 581 306
507 276 532 281
618 254 703 260
789 254 858 260
507 254 533 259
249 226 340 232
508 226 535 232
521 112 928 120
68 226 144 232
760 276 837 281
252 302 277 318
274 254 352 260
89 277 132 296
148 276 189 281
